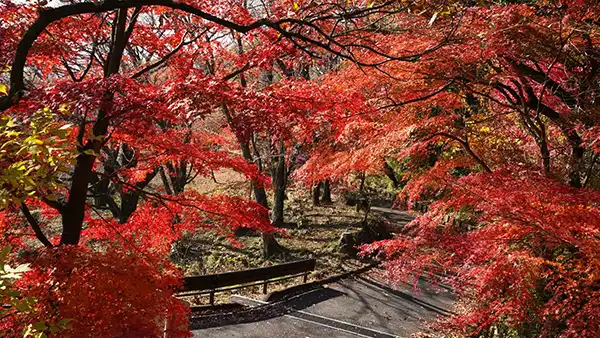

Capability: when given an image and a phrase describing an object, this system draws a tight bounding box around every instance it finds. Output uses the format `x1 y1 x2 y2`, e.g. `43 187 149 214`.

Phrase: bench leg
209 291 215 305
263 281 268 294
303 273 308 283
163 314 169 338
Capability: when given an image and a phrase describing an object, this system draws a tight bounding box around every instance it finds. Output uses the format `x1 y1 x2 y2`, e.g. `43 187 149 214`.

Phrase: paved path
303 275 454 336
193 208 454 337
194 315 358 338
194 273 455 337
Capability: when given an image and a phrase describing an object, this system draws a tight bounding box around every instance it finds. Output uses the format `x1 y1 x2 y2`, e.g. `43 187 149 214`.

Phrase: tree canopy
1 0 599 336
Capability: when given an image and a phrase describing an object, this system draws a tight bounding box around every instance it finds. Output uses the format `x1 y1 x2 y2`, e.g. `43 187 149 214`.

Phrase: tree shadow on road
189 286 345 330
355 276 455 317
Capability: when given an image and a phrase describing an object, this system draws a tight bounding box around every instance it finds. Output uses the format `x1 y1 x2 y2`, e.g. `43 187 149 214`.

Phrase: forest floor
173 170 383 304
173 198 372 304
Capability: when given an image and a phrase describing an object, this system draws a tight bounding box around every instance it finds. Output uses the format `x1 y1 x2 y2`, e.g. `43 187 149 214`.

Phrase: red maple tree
299 1 600 336
2 0 599 336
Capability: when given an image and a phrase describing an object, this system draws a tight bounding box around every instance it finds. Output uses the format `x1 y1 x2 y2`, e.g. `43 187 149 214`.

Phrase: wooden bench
178 259 317 305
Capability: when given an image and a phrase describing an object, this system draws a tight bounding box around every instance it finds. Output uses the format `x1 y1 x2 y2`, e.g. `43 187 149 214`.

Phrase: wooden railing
178 259 316 305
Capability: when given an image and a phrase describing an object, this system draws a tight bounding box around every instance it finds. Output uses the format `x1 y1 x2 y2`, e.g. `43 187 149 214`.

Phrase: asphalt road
193 315 358 338
194 208 454 338
194 273 454 338
303 275 455 336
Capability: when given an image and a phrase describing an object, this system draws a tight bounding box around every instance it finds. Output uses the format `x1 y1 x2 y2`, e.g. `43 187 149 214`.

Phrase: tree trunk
237 140 269 236
540 138 551 178
159 166 174 195
271 141 286 228
62 92 115 245
583 152 599 188
383 161 399 188
61 8 130 245
359 172 366 193
240 141 268 208
312 182 321 206
263 140 286 258
262 233 282 259
119 168 158 223
322 180 332 203
221 103 270 236
120 193 140 223
93 169 112 207
567 133 584 188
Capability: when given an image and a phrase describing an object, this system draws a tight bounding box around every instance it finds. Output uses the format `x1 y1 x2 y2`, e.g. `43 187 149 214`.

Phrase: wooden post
263 281 268 294
303 273 308 283
209 290 215 305
163 315 169 338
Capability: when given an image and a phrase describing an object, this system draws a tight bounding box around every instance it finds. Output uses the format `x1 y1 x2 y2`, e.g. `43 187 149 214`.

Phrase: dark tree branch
131 31 207 79
377 81 455 111
41 197 65 213
507 58 578 109
429 132 492 173
124 6 143 42
20 202 53 248
62 43 97 82
583 152 599 188
222 62 252 82
0 0 448 112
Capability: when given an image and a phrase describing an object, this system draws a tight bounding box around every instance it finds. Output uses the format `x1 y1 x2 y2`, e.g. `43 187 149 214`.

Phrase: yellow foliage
0 109 74 208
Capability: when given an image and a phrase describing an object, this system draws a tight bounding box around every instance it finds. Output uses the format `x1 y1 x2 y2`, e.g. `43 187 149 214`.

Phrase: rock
337 220 392 257
338 232 359 255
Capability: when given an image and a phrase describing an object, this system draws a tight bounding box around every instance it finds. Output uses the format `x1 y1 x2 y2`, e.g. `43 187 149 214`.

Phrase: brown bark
383 161 399 188
263 140 286 258
322 180 332 203
312 182 321 206
21 202 53 248
61 9 130 245
271 141 286 228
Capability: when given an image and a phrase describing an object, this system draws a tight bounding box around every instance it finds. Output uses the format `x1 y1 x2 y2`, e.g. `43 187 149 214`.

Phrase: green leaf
4 289 21 297
15 300 33 312
5 118 17 128
0 246 11 261
23 325 34 337
58 104 71 115
32 322 47 331
83 149 97 157
58 318 72 328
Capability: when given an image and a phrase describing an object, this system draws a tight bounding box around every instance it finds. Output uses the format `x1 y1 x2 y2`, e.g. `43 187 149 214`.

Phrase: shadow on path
189 286 345 330
356 276 455 316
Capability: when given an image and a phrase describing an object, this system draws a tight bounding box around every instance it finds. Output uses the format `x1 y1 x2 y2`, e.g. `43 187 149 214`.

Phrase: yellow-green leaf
83 149 98 157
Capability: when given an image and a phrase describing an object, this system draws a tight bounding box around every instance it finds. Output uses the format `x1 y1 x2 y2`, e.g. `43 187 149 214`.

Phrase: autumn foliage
1 0 599 336
298 1 600 336
8 246 190 337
